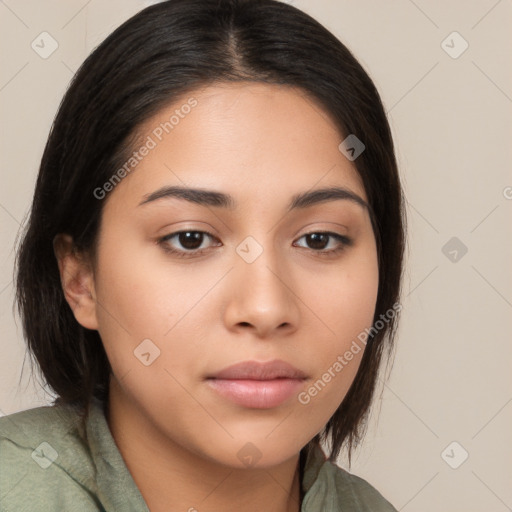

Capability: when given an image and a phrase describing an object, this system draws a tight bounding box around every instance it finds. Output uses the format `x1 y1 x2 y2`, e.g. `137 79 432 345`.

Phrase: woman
1 0 405 510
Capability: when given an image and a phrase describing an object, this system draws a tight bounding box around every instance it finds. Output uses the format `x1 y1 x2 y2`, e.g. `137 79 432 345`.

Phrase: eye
293 231 352 255
158 230 220 258
157 230 352 259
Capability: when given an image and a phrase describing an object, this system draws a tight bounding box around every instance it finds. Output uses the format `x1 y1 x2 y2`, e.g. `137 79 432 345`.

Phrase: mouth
205 359 308 409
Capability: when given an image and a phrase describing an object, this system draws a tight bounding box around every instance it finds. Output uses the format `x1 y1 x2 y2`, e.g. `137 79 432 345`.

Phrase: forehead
104 82 367 211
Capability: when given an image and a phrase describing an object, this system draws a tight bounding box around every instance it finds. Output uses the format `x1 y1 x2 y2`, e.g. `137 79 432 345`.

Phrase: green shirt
0 398 397 511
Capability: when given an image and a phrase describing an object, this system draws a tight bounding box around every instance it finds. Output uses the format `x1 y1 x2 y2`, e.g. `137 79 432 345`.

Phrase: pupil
179 231 202 249
308 233 327 249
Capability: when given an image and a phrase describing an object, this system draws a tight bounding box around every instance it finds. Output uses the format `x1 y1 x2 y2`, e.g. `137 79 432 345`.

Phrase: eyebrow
138 185 369 211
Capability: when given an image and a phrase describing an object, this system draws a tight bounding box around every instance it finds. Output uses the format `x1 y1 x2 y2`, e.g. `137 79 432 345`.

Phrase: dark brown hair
14 0 406 464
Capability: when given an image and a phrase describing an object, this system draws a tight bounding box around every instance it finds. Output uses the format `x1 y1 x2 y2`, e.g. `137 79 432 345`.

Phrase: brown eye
176 231 204 250
294 232 352 254
305 233 329 250
159 230 220 257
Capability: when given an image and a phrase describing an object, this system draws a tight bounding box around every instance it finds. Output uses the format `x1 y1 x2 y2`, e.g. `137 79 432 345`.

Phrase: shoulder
0 403 100 511
0 401 81 441
324 460 397 511
302 443 397 512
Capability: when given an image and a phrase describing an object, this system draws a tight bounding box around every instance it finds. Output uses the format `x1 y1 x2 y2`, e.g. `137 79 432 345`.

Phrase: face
78 82 378 468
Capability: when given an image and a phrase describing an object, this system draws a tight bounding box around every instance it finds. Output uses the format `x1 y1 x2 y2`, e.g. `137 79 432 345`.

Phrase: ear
53 233 99 330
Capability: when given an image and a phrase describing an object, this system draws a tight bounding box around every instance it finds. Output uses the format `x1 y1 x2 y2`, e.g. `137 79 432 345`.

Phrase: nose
223 240 300 339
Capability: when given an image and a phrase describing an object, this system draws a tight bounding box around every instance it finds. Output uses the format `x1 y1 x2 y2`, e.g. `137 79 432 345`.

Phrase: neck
105 381 303 512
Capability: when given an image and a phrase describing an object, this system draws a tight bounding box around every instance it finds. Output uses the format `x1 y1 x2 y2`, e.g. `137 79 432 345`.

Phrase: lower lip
206 378 305 409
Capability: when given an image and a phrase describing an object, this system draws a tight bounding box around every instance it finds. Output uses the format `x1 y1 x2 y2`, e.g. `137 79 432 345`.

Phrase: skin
55 82 379 512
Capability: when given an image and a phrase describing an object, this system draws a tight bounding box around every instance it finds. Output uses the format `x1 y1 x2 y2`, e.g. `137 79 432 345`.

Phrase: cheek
299 245 379 408
94 226 186 333
92 229 214 384
317 246 379 345
91 230 173 369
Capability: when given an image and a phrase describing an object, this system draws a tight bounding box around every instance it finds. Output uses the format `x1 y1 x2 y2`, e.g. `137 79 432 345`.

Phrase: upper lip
207 359 307 380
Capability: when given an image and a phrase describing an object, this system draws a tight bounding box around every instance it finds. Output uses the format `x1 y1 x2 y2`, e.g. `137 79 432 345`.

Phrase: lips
205 359 307 409
207 359 308 380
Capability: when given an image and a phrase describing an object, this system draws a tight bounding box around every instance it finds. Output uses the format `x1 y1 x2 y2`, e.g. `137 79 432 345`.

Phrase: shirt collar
85 397 150 511
85 397 334 511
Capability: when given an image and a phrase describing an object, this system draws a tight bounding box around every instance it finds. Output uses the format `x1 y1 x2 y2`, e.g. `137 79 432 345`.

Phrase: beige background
1 1 511 510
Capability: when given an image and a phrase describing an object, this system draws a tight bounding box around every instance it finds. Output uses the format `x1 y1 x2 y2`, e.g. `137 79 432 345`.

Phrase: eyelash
157 230 353 259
